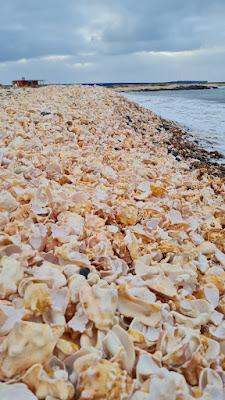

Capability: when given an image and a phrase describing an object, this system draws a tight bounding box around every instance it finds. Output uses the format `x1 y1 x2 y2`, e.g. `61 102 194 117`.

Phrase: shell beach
0 85 225 399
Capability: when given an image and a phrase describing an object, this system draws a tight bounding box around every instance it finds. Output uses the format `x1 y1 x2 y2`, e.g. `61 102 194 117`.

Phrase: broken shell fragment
23 363 74 400
75 359 134 400
0 321 62 378
0 382 37 400
80 281 118 330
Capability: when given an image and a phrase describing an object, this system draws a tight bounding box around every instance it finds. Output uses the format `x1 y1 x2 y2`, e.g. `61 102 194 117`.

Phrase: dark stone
67 121 73 126
79 267 90 279
126 115 132 123
40 111 51 116
171 150 179 157
176 157 181 162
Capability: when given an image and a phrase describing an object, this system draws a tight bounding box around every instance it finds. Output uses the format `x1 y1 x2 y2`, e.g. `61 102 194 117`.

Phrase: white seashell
136 352 161 381
197 254 209 273
103 324 135 373
0 256 24 299
0 303 25 335
0 383 37 400
0 191 19 212
68 304 88 333
32 261 67 288
204 284 219 308
210 310 223 326
198 241 216 255
199 368 224 400
167 209 183 224
209 321 225 340
215 249 225 268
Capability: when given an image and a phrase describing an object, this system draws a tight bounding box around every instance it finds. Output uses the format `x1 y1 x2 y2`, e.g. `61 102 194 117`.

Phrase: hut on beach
12 77 44 87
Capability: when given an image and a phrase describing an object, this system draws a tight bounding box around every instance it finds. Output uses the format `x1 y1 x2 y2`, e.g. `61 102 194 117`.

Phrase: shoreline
119 92 225 177
157 117 225 177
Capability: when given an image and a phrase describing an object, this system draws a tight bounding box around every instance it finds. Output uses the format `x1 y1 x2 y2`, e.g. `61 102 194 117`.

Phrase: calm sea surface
124 88 225 158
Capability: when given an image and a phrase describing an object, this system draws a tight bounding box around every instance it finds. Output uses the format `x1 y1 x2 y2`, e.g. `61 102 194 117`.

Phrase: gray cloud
0 0 225 83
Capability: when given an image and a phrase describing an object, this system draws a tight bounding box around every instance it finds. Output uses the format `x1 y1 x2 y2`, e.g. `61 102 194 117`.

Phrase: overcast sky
0 0 225 84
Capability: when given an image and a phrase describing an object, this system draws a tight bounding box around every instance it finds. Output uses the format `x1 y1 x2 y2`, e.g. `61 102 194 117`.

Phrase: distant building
12 77 44 87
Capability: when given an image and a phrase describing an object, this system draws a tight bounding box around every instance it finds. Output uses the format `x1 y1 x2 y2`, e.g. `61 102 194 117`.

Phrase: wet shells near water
0 85 224 398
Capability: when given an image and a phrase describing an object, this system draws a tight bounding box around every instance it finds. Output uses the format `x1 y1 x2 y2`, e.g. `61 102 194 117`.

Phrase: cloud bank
0 0 225 83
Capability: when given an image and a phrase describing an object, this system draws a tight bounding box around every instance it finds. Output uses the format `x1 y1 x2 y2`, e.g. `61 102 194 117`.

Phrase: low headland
105 81 225 92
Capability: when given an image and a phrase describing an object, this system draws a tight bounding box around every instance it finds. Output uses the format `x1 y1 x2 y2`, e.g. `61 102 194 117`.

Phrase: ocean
124 87 225 158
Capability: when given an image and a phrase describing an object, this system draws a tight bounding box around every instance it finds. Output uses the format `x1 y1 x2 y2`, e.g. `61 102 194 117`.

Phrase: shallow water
124 88 225 158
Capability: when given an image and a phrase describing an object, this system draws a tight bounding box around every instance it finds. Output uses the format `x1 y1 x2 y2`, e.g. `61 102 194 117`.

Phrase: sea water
124 88 225 158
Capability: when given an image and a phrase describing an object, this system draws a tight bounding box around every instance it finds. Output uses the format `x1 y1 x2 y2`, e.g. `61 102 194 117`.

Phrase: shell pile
0 85 225 399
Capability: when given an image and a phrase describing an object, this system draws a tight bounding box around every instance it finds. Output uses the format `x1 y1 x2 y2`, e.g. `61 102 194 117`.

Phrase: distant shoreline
108 82 225 92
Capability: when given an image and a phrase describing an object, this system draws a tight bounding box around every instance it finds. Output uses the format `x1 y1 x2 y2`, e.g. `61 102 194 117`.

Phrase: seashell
32 261 67 288
75 359 134 400
43 287 69 325
0 302 25 335
0 191 19 212
215 249 225 268
0 256 24 299
0 321 62 378
29 223 47 251
80 281 118 330
198 241 216 255
205 274 225 294
102 324 135 373
136 352 161 381
57 211 84 237
200 336 220 360
209 321 225 340
129 318 160 342
68 304 88 333
134 181 151 200
116 204 139 226
56 247 90 268
0 382 37 399
68 274 86 303
24 283 52 315
150 184 166 197
0 212 9 230
124 231 140 260
144 274 177 299
197 254 209 273
23 363 74 400
56 338 79 357
161 326 201 369
179 299 213 318
203 284 219 308
117 284 161 327
198 368 224 400
204 229 225 252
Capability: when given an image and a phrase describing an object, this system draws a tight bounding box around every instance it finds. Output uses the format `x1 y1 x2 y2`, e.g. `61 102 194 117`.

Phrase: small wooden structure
12 77 43 87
